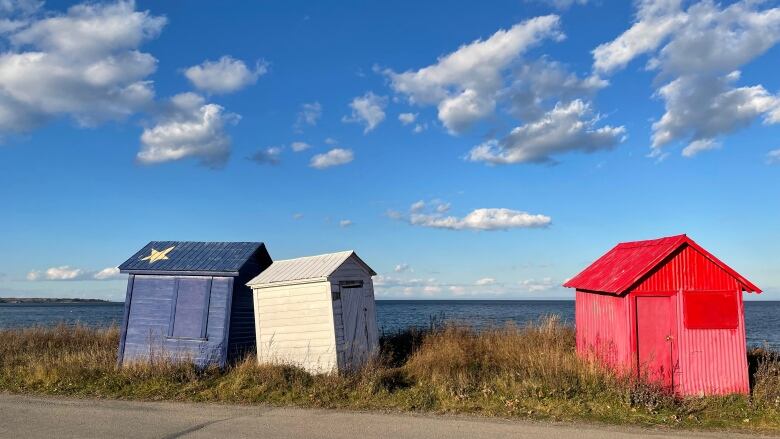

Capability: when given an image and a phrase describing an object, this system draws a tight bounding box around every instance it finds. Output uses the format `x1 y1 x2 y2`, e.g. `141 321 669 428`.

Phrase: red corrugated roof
563 234 761 294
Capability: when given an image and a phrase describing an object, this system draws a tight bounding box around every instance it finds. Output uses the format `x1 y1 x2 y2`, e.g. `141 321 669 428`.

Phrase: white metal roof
247 250 376 286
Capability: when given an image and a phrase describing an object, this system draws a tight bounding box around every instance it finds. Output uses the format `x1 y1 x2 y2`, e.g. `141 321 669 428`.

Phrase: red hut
564 234 761 396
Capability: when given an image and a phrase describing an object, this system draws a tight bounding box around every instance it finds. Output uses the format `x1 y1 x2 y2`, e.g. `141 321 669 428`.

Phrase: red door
636 296 674 388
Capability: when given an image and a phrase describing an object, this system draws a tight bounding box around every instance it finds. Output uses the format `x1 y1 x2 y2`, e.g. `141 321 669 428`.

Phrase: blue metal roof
119 241 266 275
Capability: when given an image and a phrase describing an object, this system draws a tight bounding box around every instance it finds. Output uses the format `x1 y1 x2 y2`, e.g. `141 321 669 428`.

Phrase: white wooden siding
253 281 338 373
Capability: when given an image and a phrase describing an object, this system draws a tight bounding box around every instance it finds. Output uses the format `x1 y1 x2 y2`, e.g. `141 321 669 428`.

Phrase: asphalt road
0 394 773 439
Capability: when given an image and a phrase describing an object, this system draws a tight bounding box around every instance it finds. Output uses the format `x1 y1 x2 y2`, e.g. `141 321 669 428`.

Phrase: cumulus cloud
592 0 686 74
93 267 123 280
392 199 551 231
681 138 720 158
650 72 780 156
475 277 496 286
373 273 561 298
290 141 310 152
385 16 563 134
137 93 237 168
0 1 165 134
518 277 556 293
536 0 588 10
184 56 267 94
27 265 123 281
309 148 353 169
295 101 321 130
394 263 411 273
468 100 625 164
595 0 780 157
398 112 417 125
343 91 387 133
507 58 607 121
248 145 282 165
339 219 353 228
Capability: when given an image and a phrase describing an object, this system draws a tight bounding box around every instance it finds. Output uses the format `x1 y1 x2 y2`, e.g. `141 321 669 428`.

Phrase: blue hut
117 241 272 367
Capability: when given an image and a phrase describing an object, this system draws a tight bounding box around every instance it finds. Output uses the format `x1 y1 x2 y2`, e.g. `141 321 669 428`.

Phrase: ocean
1 300 778 348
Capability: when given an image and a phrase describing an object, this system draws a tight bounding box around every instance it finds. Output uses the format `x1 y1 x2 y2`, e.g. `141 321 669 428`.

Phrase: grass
1 316 779 432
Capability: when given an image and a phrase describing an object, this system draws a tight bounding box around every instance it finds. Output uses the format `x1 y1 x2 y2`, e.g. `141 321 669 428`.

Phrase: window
169 277 212 339
683 290 738 329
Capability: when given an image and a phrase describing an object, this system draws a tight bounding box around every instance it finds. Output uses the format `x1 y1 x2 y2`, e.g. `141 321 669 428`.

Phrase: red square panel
683 291 739 329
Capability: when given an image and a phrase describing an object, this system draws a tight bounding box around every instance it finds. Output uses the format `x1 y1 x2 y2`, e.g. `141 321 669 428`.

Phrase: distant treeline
0 298 111 304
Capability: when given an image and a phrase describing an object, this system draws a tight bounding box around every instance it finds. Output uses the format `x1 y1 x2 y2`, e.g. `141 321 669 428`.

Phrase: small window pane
683 291 738 329
172 278 211 338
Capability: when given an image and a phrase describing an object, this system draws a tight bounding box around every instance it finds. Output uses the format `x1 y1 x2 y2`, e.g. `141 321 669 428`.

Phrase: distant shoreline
0 298 115 304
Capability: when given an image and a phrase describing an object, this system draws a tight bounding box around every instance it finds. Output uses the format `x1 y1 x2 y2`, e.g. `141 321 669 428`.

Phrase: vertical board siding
122 275 228 368
575 290 632 372
630 245 749 395
329 257 379 371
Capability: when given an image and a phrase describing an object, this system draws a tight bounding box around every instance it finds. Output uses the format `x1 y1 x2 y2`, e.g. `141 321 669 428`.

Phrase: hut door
636 296 674 388
341 285 370 369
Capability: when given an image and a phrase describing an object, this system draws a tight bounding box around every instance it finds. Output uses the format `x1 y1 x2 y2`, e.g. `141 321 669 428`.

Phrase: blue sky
0 0 778 301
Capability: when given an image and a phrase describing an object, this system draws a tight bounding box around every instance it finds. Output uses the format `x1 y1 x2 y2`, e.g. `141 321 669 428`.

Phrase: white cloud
248 145 282 165
767 149 780 164
137 93 237 168
93 267 123 280
295 101 321 130
595 0 780 157
27 265 123 281
394 263 411 273
0 1 165 134
291 141 310 152
292 213 304 220
475 277 496 286
324 137 338 145
507 58 608 121
518 277 556 293
536 0 587 10
411 208 551 231
412 123 427 133
343 91 387 133
339 219 353 228
373 273 562 298
395 199 550 231
184 56 266 94
681 138 720 158
651 73 780 155
309 148 353 169
398 112 417 125
468 100 625 164
385 16 563 134
592 0 685 74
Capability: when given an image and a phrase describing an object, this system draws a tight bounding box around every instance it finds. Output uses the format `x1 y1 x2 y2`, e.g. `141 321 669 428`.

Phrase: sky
0 0 778 301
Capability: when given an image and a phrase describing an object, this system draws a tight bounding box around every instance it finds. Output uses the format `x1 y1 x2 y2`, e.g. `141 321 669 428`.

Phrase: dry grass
1 317 779 432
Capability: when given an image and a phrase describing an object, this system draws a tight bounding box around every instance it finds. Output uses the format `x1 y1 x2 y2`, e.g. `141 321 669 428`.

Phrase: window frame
167 277 213 340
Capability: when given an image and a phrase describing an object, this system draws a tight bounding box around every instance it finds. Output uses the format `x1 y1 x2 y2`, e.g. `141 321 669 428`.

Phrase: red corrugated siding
630 245 749 395
575 290 632 373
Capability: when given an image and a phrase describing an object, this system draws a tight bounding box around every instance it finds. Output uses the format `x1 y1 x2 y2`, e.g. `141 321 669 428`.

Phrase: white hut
246 251 379 373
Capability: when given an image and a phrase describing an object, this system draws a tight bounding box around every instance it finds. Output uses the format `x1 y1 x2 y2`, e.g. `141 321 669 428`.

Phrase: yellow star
140 246 175 263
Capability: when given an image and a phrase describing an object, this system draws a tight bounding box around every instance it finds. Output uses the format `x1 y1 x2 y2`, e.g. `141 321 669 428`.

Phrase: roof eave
120 269 240 277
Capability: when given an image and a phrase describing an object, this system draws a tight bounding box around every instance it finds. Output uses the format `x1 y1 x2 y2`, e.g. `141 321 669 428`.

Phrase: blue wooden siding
118 241 273 368
121 275 230 368
170 277 212 339
226 251 272 363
